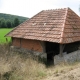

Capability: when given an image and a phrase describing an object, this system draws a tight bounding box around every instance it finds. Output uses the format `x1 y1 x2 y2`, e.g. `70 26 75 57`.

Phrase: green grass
0 28 13 43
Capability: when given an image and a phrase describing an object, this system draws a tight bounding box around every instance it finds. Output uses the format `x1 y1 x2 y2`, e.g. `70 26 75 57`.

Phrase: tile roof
6 8 80 44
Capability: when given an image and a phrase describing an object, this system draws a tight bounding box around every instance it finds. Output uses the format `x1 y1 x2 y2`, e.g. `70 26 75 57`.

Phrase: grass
0 28 13 43
0 44 47 80
0 44 80 80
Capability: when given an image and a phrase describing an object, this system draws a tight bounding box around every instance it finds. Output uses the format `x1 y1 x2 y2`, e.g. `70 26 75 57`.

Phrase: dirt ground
44 63 80 80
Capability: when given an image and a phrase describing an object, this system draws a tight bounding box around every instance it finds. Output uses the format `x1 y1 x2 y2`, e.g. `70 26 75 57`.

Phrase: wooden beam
59 44 64 57
20 38 21 48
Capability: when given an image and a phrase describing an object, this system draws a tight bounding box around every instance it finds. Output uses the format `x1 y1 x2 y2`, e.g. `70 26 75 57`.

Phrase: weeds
0 44 80 80
0 44 47 80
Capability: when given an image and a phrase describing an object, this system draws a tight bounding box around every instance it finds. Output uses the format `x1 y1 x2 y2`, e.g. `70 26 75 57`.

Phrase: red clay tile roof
6 8 80 44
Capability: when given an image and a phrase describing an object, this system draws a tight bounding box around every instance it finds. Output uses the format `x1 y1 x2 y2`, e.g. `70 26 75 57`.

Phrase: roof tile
6 8 80 44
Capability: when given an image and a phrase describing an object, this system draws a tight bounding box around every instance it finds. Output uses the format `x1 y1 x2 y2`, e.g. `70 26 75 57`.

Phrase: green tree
14 18 20 27
0 18 6 28
11 22 14 28
6 20 12 28
0 19 1 28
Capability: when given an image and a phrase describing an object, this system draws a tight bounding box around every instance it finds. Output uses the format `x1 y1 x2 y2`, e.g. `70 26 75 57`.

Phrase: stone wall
10 46 47 59
54 50 80 65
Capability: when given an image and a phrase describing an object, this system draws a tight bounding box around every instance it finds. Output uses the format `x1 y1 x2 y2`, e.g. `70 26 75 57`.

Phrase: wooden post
20 38 21 48
59 44 64 57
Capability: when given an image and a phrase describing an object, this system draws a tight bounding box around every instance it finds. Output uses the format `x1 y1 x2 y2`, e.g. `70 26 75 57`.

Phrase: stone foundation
10 46 47 59
10 46 80 65
54 50 80 65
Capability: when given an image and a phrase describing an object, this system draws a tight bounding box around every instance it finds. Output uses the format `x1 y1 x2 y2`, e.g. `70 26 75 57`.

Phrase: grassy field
0 28 13 43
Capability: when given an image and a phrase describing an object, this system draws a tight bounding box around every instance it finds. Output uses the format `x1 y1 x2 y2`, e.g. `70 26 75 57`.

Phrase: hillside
0 13 29 23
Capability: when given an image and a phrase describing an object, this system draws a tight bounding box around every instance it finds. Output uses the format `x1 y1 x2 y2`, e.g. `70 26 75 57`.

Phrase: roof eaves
4 18 30 37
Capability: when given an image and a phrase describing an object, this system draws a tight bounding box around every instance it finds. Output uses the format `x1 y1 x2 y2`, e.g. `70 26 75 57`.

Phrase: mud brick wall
12 38 20 47
12 37 43 52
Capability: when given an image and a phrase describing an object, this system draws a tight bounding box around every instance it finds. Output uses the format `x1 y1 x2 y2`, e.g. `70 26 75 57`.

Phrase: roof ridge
60 8 68 43
43 8 68 11
68 7 80 17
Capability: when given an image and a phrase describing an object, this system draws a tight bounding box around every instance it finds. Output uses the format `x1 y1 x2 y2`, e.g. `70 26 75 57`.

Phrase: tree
0 18 6 28
14 18 20 27
0 19 1 28
11 22 14 28
6 20 12 28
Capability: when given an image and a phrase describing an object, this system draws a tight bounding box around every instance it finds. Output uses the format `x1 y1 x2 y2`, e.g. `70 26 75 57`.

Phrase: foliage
0 13 29 23
0 13 29 28
6 20 12 28
13 18 19 27
0 18 6 28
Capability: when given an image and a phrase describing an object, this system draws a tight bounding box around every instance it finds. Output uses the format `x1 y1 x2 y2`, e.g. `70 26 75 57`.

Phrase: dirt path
43 65 80 80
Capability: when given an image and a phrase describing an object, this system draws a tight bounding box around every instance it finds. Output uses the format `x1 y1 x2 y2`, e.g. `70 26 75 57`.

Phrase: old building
5 8 80 64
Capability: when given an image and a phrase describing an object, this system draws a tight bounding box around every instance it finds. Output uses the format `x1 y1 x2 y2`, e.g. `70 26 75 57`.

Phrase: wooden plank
59 44 65 56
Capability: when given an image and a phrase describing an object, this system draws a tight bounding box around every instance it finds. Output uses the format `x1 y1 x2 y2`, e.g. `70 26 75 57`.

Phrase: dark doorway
45 41 59 64
63 41 80 53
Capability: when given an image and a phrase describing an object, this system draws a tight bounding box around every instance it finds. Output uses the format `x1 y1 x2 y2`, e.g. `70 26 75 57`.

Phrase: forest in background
0 13 29 28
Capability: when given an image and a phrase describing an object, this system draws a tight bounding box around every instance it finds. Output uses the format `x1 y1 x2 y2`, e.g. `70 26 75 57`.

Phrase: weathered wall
54 50 80 65
12 37 43 52
21 39 43 52
10 46 47 59
12 38 20 47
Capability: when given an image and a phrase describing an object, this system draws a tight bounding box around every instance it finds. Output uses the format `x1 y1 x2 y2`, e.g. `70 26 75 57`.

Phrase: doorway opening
63 41 80 53
45 41 59 64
